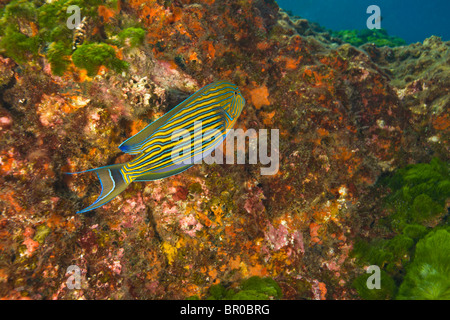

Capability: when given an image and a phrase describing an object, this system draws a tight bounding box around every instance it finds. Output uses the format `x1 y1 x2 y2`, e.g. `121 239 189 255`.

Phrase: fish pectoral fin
76 164 129 213
134 163 193 181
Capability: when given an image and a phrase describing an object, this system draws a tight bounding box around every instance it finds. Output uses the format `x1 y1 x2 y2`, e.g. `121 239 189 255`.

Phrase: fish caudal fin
67 163 129 213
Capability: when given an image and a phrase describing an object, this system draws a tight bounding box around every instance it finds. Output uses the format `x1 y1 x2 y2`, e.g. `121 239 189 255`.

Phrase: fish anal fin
134 163 193 181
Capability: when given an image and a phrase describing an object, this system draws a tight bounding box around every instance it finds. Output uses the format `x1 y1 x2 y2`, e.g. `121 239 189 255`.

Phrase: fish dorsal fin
119 81 230 155
118 102 188 155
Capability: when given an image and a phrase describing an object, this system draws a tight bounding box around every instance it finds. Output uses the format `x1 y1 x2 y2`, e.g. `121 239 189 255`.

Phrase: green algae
0 0 36 21
47 41 72 76
0 0 133 75
397 229 450 300
353 238 396 272
381 157 449 230
332 29 406 47
353 269 397 300
118 27 146 48
0 1 39 62
352 157 449 300
72 43 128 76
236 276 282 299
402 224 428 241
0 26 39 64
207 283 233 300
190 276 282 300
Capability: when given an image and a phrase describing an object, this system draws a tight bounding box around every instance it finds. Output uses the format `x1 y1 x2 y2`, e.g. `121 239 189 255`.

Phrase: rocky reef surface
0 0 448 299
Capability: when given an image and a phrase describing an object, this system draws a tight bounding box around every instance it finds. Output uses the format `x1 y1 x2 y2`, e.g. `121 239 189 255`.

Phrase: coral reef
0 0 448 300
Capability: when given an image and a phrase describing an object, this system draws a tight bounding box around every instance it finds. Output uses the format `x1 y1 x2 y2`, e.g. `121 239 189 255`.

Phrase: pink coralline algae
0 116 11 128
244 185 266 215
22 238 39 257
263 221 305 259
179 214 203 237
265 222 289 251
119 195 147 229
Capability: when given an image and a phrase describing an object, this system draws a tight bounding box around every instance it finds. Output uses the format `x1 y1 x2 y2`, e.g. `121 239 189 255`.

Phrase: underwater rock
361 36 449 162
277 9 342 46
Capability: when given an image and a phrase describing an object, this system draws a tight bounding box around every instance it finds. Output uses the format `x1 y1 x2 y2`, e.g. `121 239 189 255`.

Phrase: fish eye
234 91 238 95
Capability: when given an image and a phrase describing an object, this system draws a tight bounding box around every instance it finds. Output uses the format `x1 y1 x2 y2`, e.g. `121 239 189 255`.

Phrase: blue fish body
69 81 245 213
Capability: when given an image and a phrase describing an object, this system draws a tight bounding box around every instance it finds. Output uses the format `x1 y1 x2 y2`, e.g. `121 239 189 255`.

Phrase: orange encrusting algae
249 84 270 109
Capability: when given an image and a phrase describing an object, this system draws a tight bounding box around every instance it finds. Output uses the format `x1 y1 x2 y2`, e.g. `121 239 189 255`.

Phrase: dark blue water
276 0 450 44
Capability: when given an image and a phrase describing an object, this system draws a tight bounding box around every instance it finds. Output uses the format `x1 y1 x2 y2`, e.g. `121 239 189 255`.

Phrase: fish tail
66 163 129 213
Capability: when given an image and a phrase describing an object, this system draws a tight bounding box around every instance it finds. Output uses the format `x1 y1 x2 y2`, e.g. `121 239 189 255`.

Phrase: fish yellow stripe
125 114 224 171
138 106 223 150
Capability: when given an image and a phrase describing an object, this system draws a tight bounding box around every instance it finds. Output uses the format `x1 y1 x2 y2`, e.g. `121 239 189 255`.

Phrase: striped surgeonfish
69 81 245 213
